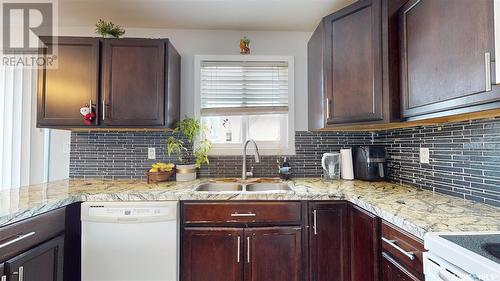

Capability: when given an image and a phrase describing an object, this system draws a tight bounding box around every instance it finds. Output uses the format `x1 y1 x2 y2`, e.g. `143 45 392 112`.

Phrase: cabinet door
182 228 243 281
324 0 383 124
102 39 165 126
381 253 420 281
309 202 349 281
37 37 100 127
350 205 379 281
4 235 64 281
244 227 302 281
399 0 496 118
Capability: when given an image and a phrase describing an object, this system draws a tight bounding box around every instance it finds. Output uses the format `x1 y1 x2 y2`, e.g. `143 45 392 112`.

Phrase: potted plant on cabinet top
95 19 126 38
167 117 212 181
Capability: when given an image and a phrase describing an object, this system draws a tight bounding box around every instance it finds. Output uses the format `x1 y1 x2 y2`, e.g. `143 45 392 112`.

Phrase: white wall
39 27 311 182
59 27 312 130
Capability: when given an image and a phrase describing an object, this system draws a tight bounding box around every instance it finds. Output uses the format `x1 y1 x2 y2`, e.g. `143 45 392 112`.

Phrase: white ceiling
59 0 356 32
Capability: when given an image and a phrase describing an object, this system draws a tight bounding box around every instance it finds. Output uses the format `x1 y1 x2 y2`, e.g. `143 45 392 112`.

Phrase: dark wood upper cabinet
0 263 4 280
165 40 181 128
37 37 180 129
399 0 498 119
244 227 302 281
308 0 404 129
4 235 64 281
37 37 100 127
325 0 383 124
308 202 349 281
350 205 380 281
102 38 166 126
182 228 243 281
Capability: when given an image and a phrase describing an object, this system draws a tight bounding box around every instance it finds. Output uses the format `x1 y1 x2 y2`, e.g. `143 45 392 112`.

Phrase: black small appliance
352 146 387 181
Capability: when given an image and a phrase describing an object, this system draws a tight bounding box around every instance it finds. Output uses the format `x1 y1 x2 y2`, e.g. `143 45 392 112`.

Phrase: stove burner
483 243 500 259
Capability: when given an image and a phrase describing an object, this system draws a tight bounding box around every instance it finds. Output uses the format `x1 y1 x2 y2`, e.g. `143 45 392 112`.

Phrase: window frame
194 55 295 156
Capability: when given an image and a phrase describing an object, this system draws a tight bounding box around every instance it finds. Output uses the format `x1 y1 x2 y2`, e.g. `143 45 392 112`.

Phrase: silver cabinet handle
0 232 35 249
326 98 331 118
231 213 256 217
247 236 251 263
313 210 317 235
382 237 415 261
485 52 492 91
237 236 241 263
102 100 106 120
18 266 24 281
12 266 24 281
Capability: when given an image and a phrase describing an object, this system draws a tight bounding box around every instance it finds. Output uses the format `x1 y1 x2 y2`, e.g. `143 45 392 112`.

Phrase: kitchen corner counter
1 178 499 239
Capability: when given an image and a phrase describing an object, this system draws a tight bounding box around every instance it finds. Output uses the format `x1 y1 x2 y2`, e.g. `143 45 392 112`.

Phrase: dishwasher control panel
81 201 179 222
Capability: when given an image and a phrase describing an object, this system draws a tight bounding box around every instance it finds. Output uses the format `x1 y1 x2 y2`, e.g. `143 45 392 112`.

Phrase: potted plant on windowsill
167 117 212 181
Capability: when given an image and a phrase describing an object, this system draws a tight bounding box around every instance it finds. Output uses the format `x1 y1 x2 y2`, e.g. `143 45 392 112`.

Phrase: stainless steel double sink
194 182 292 192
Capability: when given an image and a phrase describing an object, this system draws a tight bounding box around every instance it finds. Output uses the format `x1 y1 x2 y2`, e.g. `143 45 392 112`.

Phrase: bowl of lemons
145 162 175 183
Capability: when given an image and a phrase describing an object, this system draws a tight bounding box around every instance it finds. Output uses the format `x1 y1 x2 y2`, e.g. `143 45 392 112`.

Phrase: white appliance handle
321 154 327 171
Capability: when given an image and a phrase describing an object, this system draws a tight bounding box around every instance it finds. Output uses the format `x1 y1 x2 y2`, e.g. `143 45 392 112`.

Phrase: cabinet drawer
0 208 65 262
381 221 424 278
182 202 302 225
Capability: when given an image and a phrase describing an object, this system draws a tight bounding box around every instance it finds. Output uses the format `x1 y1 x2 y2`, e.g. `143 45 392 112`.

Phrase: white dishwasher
81 201 179 281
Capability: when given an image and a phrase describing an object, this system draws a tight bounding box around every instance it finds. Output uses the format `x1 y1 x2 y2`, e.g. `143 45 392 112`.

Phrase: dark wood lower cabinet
181 226 302 281
350 205 380 281
4 235 64 281
381 253 419 281
245 227 302 281
181 202 425 281
182 228 243 281
309 202 349 281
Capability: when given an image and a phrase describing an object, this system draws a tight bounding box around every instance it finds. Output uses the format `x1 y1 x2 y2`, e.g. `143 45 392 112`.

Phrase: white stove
424 232 500 281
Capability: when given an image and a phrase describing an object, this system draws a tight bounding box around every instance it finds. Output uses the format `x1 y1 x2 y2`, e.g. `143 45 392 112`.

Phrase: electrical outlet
419 148 430 164
148 148 156 160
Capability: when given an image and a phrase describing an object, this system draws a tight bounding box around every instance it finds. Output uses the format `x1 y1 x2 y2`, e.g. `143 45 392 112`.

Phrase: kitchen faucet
242 139 260 180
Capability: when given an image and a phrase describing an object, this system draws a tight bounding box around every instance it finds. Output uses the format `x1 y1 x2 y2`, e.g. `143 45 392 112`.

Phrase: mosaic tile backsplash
375 117 500 207
70 117 500 206
70 131 373 179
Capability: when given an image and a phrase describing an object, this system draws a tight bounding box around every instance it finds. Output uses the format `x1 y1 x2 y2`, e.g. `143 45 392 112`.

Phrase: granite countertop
1 177 499 239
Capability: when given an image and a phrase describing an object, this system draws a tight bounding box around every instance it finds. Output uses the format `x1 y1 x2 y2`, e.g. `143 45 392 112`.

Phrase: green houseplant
95 19 126 38
167 117 212 181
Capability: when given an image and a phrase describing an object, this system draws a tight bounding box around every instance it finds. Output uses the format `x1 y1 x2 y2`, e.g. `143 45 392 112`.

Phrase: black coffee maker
352 146 387 181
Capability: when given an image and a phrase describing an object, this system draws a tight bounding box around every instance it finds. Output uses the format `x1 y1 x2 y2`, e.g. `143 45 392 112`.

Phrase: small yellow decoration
151 162 175 172
240 37 250 55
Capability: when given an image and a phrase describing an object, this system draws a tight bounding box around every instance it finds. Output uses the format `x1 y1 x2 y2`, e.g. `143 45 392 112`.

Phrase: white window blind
200 60 289 116
0 65 35 190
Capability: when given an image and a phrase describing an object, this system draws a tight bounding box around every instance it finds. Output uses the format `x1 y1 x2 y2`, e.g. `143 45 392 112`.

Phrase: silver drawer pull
230 213 256 217
382 237 415 261
19 266 24 281
326 98 331 118
485 52 492 91
247 237 251 263
237 236 241 263
0 232 35 249
313 210 318 235
102 100 106 120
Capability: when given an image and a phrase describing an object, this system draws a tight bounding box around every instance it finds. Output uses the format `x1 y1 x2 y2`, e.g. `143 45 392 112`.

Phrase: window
195 55 294 155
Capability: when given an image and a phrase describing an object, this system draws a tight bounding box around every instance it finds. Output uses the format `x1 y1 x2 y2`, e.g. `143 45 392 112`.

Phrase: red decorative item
80 104 95 126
